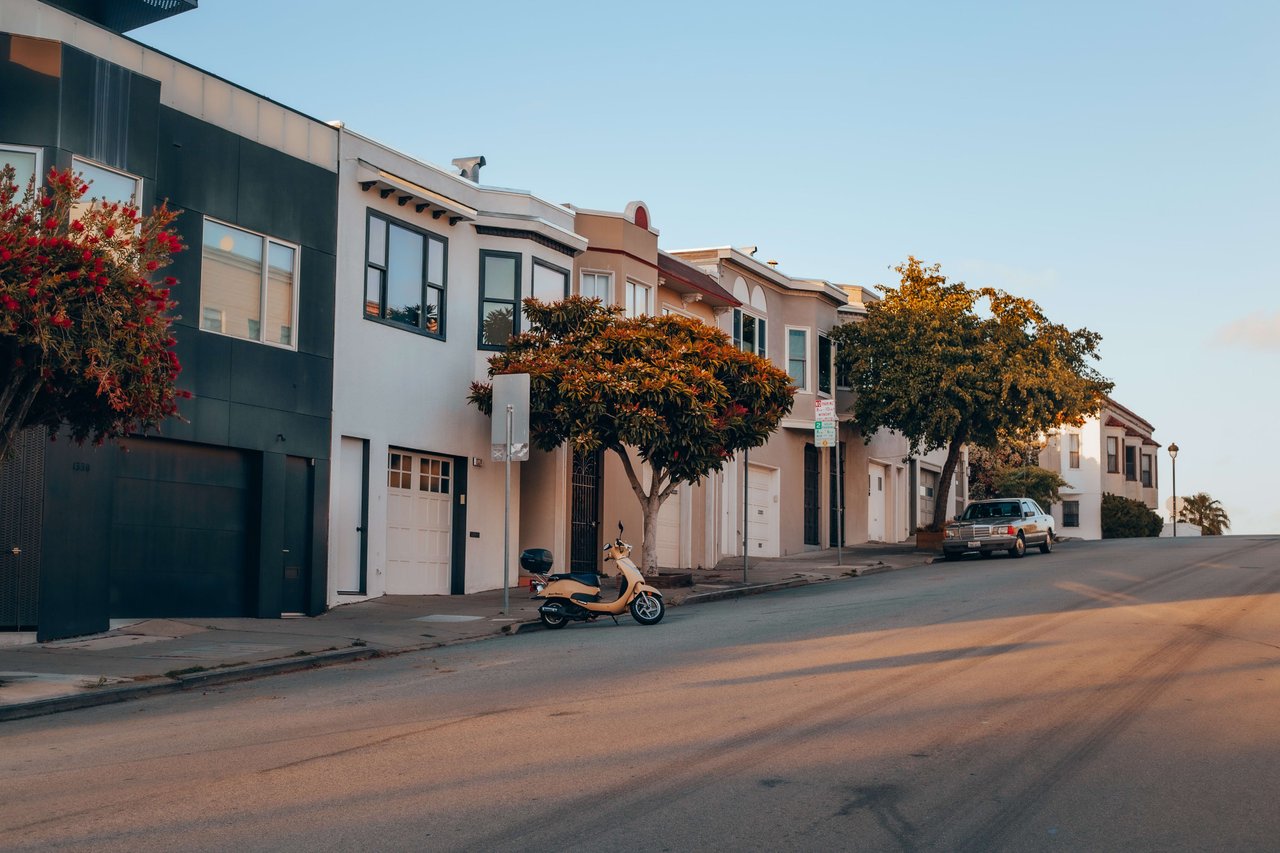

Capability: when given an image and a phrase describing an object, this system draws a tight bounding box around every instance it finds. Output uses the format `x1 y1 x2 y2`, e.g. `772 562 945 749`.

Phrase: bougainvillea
0 164 187 464
469 296 794 574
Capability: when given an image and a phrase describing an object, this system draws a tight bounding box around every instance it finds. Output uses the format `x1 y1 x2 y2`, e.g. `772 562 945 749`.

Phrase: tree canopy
469 296 794 573
0 166 186 464
832 257 1112 530
1177 492 1231 535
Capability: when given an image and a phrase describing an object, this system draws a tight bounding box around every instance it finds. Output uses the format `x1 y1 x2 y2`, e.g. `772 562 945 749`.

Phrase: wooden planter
915 530 946 552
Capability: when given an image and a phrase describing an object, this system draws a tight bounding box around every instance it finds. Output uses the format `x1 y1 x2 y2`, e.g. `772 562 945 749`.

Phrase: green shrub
1100 492 1163 538
992 465 1070 508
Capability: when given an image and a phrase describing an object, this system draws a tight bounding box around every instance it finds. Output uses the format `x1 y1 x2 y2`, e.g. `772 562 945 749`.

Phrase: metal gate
570 449 602 573
1 427 45 630
803 443 820 546
828 442 845 547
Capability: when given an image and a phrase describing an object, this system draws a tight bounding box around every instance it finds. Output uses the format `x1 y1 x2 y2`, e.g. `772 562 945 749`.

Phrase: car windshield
963 502 1020 520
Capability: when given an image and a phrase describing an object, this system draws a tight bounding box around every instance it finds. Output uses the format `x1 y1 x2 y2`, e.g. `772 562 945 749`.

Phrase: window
387 452 412 488
479 250 521 349
1063 500 1080 527
624 279 651 318
1140 453 1152 487
1 144 41 194
1106 436 1119 473
72 157 140 221
1125 446 1137 481
366 212 447 337
531 259 568 307
787 328 809 390
817 333 833 395
419 457 451 494
1068 433 1080 468
732 308 767 357
200 218 299 348
580 270 612 303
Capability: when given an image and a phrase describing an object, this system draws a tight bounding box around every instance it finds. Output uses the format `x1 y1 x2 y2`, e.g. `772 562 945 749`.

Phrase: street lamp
1168 443 1179 538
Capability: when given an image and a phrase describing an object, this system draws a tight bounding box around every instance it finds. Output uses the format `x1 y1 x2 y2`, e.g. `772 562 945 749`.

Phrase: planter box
915 530 945 552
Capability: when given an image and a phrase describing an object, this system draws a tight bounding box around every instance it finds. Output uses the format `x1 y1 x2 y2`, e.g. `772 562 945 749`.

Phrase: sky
133 0 1280 533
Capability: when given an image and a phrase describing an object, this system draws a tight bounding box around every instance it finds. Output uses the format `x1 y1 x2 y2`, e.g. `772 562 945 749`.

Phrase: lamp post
1168 443 1179 537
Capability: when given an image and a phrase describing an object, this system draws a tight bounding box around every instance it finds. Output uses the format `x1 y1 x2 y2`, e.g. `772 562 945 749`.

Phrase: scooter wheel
540 610 569 630
629 592 665 626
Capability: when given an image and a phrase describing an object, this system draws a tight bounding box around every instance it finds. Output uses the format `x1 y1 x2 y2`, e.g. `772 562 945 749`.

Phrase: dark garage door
109 439 254 618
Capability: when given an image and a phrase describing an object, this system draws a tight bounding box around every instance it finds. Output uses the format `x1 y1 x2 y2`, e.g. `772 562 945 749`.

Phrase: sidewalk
0 542 931 722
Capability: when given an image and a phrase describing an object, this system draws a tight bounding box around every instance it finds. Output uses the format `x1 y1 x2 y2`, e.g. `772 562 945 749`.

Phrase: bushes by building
1101 492 1163 538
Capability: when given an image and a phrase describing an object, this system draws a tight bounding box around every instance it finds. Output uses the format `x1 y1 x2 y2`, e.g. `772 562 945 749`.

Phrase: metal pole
743 447 749 583
503 403 513 614
836 434 843 567
1172 455 1177 538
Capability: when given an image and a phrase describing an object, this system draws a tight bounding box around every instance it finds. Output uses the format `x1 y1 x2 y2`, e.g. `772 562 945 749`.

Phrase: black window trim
364 209 449 340
478 248 523 351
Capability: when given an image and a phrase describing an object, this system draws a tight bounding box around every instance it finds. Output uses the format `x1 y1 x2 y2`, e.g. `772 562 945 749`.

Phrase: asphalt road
3 536 1277 852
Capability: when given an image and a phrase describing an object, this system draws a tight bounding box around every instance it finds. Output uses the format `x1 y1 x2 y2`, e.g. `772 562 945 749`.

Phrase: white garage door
386 451 452 595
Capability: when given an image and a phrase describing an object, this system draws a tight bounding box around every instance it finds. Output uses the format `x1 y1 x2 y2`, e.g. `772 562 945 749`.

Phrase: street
2 536 1277 852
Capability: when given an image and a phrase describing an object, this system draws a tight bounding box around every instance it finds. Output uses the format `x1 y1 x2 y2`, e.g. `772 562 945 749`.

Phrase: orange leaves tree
0 165 186 464
469 296 793 574
832 257 1111 531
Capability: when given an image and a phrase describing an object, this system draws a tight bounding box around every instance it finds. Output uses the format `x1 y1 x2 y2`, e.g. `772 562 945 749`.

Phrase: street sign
491 373 530 461
814 398 836 447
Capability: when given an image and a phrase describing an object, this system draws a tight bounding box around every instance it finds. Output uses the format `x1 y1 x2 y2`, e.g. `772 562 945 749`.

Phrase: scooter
522 525 665 629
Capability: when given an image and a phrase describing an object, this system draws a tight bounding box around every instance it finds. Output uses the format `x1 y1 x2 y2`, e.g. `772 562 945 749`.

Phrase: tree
1101 492 1163 538
469 296 794 574
1177 492 1231 535
832 257 1112 531
967 433 1046 500
991 465 1071 510
0 165 186 465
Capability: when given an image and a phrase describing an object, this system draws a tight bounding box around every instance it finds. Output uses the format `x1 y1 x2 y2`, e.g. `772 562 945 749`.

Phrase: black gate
803 443 820 546
1 427 45 631
570 449 602 573
828 442 846 547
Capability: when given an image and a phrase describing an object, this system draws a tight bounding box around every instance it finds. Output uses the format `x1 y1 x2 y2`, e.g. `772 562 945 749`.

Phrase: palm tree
1177 492 1231 535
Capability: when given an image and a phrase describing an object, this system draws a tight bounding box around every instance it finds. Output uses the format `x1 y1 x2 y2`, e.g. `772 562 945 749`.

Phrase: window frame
579 269 614 304
364 210 448 339
1068 432 1081 469
1063 500 1080 528
531 257 570 304
71 155 142 219
624 278 651 318
786 326 811 392
478 248 523 351
1140 453 1153 487
0 143 44 194
199 216 301 351
1106 436 1120 473
1124 445 1137 481
732 307 767 358
817 332 834 396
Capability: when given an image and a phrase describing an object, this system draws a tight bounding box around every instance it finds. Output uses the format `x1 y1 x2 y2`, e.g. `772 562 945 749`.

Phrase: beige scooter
523 525 665 629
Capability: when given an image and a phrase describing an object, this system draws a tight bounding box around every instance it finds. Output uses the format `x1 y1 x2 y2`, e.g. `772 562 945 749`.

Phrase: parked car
943 497 1055 560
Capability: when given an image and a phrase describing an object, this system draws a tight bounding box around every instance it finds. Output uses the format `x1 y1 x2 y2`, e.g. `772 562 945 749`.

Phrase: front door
570 449 602 573
281 456 312 615
828 443 845 547
867 463 887 542
803 443 820 546
0 427 44 631
335 437 368 595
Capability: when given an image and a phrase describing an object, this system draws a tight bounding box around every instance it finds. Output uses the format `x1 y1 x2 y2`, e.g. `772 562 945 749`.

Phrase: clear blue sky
135 0 1280 534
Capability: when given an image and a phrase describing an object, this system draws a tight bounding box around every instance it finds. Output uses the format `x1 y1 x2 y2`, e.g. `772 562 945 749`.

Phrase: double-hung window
1 144 42 195
1068 433 1081 468
624 279 651 318
1124 446 1137 481
787 328 810 391
366 212 447 337
733 308 766 357
817 333 833 395
580 270 613 303
1140 453 1153 487
1063 500 1080 528
531 259 569 305
1106 436 1119 473
479 250 521 349
200 218 299 348
71 156 141 222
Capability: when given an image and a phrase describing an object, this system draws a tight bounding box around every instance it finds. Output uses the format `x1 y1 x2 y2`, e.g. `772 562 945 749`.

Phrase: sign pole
743 447 749 583
503 403 512 615
836 428 843 567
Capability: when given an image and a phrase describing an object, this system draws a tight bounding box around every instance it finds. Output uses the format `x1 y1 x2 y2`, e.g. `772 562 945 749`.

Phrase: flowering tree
0 165 186 465
469 296 794 574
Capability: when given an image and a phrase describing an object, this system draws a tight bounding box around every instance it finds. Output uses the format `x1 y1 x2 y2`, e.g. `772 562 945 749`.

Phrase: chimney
452 156 486 182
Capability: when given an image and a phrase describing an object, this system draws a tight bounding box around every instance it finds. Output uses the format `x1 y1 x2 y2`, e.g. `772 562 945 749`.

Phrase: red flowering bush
0 164 187 463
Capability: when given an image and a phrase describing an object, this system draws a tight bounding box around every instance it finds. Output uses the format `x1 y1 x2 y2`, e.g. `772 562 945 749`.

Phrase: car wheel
1009 534 1026 559
1039 530 1054 554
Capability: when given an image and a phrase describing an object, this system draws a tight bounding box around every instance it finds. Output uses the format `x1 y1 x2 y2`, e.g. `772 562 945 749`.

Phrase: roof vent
452 156 486 183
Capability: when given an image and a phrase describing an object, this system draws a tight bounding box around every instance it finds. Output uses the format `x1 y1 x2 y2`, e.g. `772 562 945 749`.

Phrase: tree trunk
929 432 967 532
0 359 44 466
609 445 679 576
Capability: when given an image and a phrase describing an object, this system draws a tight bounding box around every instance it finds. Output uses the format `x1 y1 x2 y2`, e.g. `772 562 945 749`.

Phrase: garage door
747 463 779 558
386 450 453 595
109 439 252 617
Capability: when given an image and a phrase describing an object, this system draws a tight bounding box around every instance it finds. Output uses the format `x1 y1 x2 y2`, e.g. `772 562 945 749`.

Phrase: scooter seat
549 572 600 587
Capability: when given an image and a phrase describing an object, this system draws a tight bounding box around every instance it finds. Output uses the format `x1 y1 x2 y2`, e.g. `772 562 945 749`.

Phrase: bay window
366 212 447 337
479 250 521 349
733 308 766 357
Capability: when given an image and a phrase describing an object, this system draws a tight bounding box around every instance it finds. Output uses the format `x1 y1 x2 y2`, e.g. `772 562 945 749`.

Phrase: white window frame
0 143 44 194
786 326 811 392
71 156 141 220
199 216 301 351
733 307 767 358
579 269 614 304
624 278 651 318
